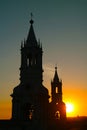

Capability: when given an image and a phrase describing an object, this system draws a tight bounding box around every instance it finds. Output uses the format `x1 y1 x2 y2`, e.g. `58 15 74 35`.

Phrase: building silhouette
10 17 49 130
0 15 66 130
49 67 66 122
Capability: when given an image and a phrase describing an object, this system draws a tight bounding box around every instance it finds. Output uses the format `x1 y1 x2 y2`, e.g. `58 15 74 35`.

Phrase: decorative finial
55 64 57 71
30 12 34 24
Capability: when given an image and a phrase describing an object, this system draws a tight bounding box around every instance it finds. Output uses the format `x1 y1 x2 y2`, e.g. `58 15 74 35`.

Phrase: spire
53 66 59 82
26 13 37 46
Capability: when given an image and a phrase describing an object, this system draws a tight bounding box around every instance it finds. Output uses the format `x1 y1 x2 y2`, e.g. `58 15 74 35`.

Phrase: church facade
1 16 66 130
11 17 50 130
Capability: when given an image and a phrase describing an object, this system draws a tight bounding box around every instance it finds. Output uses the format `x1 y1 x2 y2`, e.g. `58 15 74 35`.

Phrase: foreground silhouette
0 117 87 130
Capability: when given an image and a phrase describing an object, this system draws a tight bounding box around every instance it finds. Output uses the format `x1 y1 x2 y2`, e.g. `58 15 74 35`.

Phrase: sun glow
66 102 74 113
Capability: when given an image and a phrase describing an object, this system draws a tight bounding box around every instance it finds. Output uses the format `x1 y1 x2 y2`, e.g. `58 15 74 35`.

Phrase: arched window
27 58 29 66
24 103 34 120
55 111 60 119
56 86 58 93
27 54 32 67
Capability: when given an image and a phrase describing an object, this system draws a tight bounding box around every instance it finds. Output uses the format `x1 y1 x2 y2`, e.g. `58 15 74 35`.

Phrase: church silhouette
0 15 66 130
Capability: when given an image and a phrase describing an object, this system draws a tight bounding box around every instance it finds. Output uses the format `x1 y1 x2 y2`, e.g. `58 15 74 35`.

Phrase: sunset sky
0 0 87 119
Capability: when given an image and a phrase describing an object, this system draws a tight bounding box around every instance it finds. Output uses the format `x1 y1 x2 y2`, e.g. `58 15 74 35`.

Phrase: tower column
50 67 66 121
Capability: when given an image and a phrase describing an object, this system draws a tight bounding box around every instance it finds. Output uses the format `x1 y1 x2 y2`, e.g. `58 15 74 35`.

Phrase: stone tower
50 67 66 121
11 16 49 129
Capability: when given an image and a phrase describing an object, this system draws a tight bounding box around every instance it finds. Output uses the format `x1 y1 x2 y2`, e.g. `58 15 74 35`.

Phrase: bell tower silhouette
11 15 49 129
20 16 43 87
51 66 62 103
50 67 66 121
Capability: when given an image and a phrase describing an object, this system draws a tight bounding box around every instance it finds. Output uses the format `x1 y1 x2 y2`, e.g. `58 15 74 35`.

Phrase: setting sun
66 102 74 113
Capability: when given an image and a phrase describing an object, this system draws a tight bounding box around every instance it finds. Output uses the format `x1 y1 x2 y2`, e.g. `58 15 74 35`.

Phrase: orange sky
0 65 87 119
0 84 87 119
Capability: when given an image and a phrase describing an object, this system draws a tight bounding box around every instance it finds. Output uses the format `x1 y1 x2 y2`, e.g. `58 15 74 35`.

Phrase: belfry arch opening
56 86 58 93
27 54 38 67
27 55 32 67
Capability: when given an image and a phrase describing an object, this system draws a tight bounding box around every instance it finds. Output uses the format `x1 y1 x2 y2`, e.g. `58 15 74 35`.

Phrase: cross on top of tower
30 13 34 24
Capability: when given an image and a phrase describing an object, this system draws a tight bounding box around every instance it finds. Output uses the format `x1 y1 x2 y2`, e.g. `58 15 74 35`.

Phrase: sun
66 102 74 113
